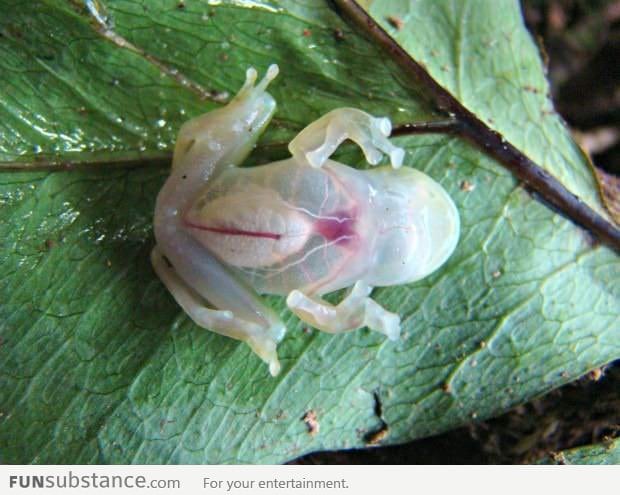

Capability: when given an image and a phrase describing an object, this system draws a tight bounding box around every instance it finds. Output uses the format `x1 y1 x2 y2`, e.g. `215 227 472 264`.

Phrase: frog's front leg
288 108 405 169
152 245 284 376
286 281 400 341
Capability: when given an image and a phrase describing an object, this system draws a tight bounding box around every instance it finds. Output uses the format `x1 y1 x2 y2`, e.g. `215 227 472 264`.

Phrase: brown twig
334 0 620 252
393 119 462 136
0 154 172 172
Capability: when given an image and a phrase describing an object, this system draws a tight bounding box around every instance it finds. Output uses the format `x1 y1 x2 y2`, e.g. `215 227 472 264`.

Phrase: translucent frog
152 64 459 376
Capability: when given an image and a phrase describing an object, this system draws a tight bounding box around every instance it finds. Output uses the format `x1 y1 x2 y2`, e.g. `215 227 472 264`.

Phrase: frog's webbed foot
151 246 282 376
288 108 405 169
286 281 400 341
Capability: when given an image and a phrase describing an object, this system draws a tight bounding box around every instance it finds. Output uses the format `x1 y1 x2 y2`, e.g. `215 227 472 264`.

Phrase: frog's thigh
286 281 400 341
288 108 404 169
151 246 281 375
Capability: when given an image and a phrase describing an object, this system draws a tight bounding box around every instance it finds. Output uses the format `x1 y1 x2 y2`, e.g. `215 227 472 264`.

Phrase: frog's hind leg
286 281 400 341
288 108 405 169
151 246 282 376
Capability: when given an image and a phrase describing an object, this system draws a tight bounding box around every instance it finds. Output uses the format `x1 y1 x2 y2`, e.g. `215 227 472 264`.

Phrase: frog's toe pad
247 336 281 376
363 298 401 341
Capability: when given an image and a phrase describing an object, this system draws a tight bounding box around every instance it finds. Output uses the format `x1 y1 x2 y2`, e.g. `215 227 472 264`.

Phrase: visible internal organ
184 190 313 269
184 188 358 271
314 210 357 246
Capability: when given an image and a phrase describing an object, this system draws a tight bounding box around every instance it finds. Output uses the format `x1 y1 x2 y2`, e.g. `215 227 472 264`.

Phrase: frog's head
367 167 460 286
173 65 279 170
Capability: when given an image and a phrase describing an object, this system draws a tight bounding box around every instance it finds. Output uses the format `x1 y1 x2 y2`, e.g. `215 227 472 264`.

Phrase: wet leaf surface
0 0 618 463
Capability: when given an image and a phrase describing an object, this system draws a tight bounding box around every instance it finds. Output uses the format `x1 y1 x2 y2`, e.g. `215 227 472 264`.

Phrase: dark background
295 0 620 464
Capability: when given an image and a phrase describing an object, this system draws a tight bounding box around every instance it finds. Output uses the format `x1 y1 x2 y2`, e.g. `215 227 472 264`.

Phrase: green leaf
360 0 611 222
0 0 433 166
539 438 620 465
0 0 618 464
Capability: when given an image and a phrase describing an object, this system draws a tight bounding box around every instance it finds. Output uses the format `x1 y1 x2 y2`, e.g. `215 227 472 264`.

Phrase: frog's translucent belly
185 191 314 269
184 159 370 295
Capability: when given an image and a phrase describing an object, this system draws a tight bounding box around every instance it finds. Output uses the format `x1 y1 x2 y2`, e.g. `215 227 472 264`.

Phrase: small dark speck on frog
184 138 196 153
